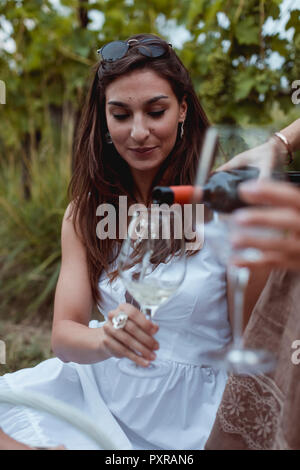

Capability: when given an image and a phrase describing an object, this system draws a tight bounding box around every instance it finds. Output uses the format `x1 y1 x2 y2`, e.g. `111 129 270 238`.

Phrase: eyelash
112 110 166 121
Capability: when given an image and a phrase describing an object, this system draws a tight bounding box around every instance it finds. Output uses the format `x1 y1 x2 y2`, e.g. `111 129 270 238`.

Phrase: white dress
0 240 231 450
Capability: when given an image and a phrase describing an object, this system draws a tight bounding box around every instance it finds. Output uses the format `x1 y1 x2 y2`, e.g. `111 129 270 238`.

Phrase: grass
0 118 72 372
0 135 71 323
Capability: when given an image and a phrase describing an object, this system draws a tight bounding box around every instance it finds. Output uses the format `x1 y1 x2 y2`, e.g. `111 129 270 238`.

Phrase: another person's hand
230 180 300 271
216 138 287 178
216 118 300 175
101 303 159 367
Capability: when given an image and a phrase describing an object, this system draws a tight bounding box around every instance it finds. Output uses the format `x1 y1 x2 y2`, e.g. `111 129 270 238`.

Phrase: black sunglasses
97 38 172 62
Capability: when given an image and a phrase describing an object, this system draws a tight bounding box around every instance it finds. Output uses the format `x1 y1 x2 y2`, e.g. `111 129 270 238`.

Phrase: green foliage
0 0 299 322
0 141 70 321
1 0 299 147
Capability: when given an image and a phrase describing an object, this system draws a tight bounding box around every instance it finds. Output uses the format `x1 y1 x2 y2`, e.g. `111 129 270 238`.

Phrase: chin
133 161 163 172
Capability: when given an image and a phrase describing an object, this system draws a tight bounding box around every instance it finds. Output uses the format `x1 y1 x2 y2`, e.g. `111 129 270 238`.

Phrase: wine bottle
287 171 300 186
152 167 259 213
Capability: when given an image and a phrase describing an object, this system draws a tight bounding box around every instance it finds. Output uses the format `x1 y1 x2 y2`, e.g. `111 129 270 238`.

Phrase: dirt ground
0 319 53 375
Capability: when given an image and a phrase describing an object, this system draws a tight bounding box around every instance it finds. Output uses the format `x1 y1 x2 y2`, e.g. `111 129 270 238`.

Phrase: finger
215 149 256 172
110 304 159 335
111 325 157 361
238 180 300 210
233 207 300 233
105 334 151 367
215 159 244 172
106 315 159 355
231 232 300 255
232 252 300 271
215 162 233 171
124 318 159 351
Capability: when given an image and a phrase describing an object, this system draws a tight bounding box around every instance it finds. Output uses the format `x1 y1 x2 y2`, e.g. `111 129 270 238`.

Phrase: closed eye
112 114 129 120
112 110 166 121
148 110 165 118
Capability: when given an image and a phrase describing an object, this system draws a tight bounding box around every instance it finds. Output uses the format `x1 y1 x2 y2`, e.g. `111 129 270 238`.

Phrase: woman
0 34 265 450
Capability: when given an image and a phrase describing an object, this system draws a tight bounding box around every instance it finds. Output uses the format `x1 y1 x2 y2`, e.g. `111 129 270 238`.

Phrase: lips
129 146 157 154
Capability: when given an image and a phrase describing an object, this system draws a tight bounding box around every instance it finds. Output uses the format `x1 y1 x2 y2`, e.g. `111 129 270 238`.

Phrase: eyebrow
107 95 169 107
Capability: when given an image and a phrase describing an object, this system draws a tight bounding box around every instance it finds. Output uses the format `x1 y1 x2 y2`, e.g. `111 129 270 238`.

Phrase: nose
130 115 150 143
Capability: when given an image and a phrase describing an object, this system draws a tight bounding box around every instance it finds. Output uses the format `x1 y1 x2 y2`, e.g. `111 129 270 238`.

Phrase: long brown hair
68 33 210 307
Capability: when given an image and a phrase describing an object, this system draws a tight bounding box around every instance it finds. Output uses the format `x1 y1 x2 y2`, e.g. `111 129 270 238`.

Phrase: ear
179 96 188 122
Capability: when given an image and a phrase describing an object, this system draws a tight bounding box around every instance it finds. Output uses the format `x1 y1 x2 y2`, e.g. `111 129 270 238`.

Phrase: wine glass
204 216 279 374
202 126 287 374
117 206 187 377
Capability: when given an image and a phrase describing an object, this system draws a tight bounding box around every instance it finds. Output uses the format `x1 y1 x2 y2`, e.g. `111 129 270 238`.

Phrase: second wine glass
204 215 278 374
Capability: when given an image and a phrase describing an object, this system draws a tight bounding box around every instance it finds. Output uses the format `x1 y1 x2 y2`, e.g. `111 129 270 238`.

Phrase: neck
131 168 157 205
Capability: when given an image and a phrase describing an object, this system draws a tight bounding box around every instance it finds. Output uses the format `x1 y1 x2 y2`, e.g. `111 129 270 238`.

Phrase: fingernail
142 359 150 367
239 180 259 192
231 237 242 247
233 210 250 223
229 231 244 245
150 352 156 360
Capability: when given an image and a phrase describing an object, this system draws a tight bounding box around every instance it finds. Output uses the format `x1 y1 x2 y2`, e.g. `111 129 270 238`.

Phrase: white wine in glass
117 206 187 377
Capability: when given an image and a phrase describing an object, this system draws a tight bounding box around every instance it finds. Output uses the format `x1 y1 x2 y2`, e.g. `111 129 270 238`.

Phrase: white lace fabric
217 373 289 450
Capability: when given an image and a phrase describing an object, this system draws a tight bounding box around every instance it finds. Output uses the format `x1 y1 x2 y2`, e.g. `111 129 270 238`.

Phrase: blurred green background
0 0 299 371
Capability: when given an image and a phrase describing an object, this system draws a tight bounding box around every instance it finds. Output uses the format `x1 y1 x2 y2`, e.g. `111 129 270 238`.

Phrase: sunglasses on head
97 38 172 62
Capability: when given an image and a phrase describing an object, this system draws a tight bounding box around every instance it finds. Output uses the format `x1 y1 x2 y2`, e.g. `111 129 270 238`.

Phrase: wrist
97 326 112 361
52 320 109 364
273 132 294 164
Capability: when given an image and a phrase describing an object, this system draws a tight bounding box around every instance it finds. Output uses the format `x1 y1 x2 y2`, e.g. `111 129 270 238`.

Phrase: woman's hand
100 303 159 367
0 428 66 450
230 180 300 271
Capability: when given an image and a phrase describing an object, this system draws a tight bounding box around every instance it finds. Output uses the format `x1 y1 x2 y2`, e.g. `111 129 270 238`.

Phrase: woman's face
105 69 187 179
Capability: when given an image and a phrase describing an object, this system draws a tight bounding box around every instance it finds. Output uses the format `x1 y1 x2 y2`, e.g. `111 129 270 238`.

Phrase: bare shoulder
61 202 86 259
62 201 80 232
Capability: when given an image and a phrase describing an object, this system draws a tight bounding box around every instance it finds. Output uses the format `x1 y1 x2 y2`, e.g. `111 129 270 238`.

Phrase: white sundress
0 239 231 450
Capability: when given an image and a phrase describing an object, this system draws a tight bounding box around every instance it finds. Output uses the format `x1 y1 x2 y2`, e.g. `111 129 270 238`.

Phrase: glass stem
141 306 158 320
231 266 250 348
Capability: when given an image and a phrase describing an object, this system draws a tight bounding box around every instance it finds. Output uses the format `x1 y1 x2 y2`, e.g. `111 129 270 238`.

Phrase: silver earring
105 132 113 144
180 121 184 139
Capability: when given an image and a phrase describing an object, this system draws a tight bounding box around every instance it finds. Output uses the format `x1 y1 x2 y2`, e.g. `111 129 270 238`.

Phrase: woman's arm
51 204 158 366
51 204 103 363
